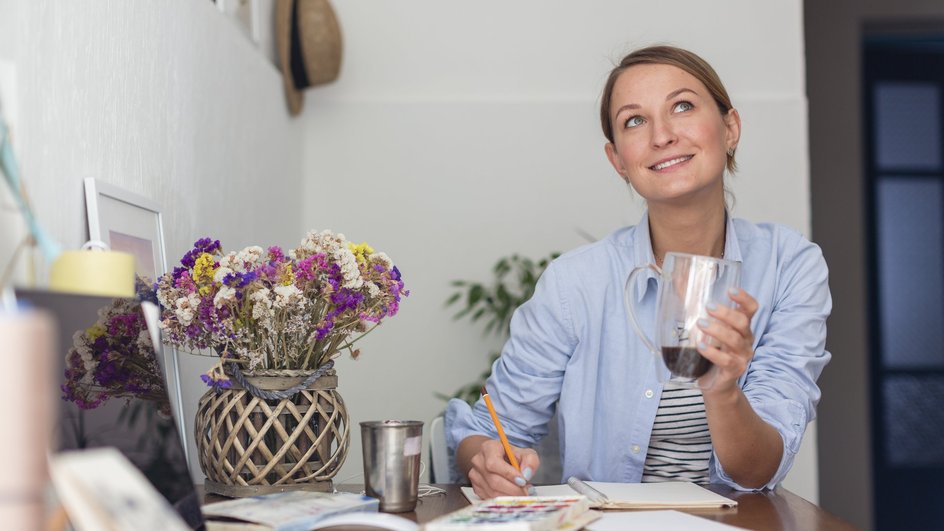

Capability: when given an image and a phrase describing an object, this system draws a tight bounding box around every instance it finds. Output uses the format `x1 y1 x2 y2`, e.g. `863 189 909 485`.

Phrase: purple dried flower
201 372 233 390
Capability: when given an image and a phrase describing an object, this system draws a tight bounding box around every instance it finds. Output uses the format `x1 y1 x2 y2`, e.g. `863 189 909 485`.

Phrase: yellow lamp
49 241 135 298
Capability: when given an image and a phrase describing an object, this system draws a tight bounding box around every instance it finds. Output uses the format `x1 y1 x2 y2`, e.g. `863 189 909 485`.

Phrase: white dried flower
71 330 96 374
298 229 347 257
273 284 304 309
250 288 274 326
336 247 363 289
236 246 265 267
174 294 200 326
219 252 240 272
156 283 173 308
367 282 380 297
214 285 237 308
369 252 392 268
136 329 152 350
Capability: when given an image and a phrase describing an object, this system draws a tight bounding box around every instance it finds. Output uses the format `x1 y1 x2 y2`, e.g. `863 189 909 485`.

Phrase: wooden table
352 484 859 530
204 483 859 530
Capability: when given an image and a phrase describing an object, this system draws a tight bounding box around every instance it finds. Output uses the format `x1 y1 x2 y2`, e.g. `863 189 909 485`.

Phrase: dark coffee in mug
627 252 740 388
661 346 712 379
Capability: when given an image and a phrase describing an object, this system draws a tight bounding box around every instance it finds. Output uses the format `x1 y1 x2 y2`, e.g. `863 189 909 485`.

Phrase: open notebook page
462 482 736 509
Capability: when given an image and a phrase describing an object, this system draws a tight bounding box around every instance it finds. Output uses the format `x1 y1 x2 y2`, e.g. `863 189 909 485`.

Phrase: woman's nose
650 118 677 148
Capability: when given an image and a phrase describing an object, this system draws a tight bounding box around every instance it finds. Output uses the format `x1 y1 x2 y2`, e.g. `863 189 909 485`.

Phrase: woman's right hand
459 436 541 499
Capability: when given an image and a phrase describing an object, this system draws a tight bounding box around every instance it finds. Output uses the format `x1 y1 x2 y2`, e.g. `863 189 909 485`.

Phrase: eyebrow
612 87 699 118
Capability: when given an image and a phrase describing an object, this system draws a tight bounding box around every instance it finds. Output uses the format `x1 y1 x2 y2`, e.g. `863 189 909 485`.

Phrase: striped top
641 383 712 484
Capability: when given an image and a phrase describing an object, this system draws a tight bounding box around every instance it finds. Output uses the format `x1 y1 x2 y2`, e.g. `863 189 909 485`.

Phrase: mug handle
624 264 661 357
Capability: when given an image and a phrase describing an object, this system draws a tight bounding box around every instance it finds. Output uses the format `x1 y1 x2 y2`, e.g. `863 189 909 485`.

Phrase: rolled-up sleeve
446 262 577 456
713 235 832 490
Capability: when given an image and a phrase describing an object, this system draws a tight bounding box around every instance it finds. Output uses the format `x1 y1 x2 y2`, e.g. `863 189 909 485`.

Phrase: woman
446 45 831 498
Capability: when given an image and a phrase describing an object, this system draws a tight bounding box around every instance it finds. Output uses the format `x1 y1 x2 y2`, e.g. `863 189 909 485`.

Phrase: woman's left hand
696 287 759 395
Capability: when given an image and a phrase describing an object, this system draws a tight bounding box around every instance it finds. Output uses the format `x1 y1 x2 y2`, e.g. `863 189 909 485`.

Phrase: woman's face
604 63 740 207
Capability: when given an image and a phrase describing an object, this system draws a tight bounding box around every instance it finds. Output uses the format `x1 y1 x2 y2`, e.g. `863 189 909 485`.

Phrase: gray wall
806 1 944 529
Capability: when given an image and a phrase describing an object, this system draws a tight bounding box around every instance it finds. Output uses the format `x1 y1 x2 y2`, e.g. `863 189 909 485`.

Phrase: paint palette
425 495 593 530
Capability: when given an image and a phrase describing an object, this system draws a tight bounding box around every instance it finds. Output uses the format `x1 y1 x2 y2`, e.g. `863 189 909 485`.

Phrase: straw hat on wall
276 0 343 116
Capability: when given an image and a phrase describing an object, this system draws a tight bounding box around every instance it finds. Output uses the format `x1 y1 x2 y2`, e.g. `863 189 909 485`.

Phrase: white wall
2 0 304 481
0 0 24 286
301 0 820 501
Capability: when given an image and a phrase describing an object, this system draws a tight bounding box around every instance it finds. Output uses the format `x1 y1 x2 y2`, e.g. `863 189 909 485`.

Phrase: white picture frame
215 0 278 66
217 0 254 40
252 0 278 66
83 179 165 285
83 178 189 468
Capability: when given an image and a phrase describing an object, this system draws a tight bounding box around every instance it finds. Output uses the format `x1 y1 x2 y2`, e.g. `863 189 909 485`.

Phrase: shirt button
631 445 641 454
645 389 654 399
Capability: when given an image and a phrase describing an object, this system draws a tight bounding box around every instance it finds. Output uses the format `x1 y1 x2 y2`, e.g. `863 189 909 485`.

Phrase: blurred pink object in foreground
0 311 54 531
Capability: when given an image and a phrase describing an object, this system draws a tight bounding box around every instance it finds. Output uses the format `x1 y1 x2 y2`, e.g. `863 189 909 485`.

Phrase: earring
726 148 735 157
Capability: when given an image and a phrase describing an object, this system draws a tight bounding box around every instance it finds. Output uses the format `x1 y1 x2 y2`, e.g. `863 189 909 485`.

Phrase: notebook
14 288 204 529
461 481 737 510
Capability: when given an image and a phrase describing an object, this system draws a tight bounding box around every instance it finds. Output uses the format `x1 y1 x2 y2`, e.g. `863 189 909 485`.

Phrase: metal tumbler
360 420 424 512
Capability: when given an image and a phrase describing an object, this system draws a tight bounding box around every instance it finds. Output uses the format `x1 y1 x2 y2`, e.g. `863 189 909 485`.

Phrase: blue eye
673 101 694 113
624 115 645 128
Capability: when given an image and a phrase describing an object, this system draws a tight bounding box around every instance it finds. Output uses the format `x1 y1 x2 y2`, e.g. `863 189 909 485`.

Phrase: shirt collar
632 209 743 302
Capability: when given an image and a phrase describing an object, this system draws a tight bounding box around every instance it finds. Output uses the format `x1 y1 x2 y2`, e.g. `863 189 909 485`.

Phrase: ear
723 108 741 152
604 143 629 182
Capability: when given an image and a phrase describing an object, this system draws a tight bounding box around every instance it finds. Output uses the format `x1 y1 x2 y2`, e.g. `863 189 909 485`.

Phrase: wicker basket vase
195 365 350 497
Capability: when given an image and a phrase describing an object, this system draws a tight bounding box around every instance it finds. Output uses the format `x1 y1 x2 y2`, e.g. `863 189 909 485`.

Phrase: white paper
586 509 745 530
462 481 737 508
49 448 190 531
202 491 378 528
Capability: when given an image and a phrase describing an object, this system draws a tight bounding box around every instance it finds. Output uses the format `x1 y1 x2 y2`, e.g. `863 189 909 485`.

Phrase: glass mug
624 252 741 389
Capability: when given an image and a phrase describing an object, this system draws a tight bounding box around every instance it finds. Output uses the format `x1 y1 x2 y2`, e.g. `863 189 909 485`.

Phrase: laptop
14 288 204 529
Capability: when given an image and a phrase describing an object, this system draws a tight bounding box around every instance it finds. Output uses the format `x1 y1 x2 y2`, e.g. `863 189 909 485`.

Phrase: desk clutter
201 490 380 530
424 492 746 531
461 480 738 510
425 496 598 531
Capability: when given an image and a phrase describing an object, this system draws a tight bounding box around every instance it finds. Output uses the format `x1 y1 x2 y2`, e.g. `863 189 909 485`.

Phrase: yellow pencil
481 386 533 495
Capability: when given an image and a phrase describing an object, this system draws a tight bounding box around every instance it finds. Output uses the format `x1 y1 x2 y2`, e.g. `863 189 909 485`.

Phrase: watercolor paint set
424 495 596 530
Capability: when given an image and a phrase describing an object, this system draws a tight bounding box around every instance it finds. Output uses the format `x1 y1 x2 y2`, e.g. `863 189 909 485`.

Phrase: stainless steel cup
360 420 424 513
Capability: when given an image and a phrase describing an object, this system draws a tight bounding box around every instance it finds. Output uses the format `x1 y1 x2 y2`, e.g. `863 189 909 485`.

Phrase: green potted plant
440 251 559 403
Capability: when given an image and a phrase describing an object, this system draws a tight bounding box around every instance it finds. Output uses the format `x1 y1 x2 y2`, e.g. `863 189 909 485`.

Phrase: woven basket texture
195 369 349 496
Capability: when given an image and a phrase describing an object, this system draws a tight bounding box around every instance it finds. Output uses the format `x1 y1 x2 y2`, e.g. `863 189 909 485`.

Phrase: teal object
0 113 60 261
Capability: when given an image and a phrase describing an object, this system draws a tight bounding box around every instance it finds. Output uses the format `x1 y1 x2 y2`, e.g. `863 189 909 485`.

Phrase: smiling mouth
650 155 693 171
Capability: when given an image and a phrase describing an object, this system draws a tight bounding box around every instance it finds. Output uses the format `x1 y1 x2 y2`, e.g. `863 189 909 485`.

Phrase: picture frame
214 0 278 66
83 178 189 468
216 0 254 40
83 179 165 285
252 0 278 66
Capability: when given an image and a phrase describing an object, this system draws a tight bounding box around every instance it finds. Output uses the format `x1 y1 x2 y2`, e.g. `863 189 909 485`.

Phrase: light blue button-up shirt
446 212 832 490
